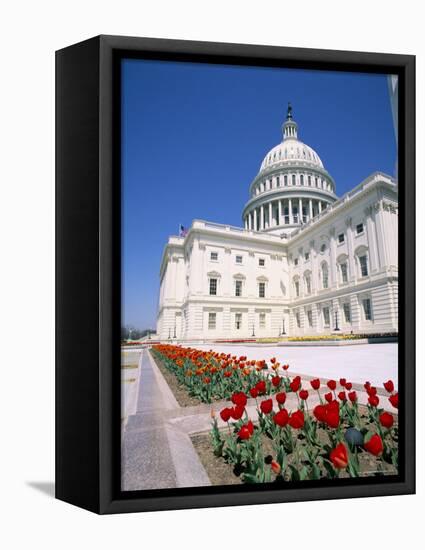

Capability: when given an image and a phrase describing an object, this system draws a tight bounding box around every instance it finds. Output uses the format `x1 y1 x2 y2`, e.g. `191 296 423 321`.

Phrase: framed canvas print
56 35 415 514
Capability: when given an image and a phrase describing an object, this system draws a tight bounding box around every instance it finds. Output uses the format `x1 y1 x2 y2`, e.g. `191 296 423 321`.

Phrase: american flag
179 224 188 237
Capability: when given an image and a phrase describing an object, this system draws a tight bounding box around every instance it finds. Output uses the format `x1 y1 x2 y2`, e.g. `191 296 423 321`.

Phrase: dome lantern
282 102 298 140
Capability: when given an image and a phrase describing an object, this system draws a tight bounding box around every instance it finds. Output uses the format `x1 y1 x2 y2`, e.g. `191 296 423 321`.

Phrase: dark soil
153 354 200 407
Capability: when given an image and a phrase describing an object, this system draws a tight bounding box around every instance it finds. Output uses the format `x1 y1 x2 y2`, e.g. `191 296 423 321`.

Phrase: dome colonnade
242 105 337 233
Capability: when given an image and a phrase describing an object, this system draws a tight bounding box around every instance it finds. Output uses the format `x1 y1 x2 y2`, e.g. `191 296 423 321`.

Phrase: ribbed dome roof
259 138 324 173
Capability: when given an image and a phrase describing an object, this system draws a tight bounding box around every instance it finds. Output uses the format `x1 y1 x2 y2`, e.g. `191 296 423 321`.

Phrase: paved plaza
195 343 398 388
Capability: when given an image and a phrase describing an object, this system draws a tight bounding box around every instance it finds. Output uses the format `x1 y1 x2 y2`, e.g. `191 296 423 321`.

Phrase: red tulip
330 442 349 469
326 409 340 429
345 382 353 391
255 380 266 395
260 399 273 415
379 411 394 428
384 380 395 393
238 424 252 440
246 420 254 435
339 378 347 387
220 407 232 422
290 376 301 392
271 460 281 475
270 357 276 364
310 378 321 390
288 409 305 429
338 391 347 402
283 364 289 371
272 375 282 387
299 389 309 400
367 386 377 397
231 391 247 407
364 434 383 456
327 380 337 391
276 392 286 405
389 393 399 409
231 404 245 420
348 390 357 403
364 381 371 391
313 404 327 423
324 392 333 403
249 387 259 399
368 395 379 407
273 408 289 427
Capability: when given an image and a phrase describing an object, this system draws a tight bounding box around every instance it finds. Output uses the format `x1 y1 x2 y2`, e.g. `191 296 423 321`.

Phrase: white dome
259 138 324 173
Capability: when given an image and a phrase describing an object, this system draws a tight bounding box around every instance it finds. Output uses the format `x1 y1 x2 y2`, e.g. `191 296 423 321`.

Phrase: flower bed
208 378 398 483
151 344 398 482
151 344 289 404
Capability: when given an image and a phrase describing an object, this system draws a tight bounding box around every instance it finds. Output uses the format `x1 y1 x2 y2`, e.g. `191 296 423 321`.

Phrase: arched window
304 270 312 294
355 245 369 278
337 254 349 284
293 276 300 298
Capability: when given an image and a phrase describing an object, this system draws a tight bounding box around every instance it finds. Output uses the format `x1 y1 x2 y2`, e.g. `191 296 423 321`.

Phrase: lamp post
334 309 340 331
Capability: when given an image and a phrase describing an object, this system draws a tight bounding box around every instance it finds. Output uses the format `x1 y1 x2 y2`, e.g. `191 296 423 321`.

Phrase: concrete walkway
121 350 211 491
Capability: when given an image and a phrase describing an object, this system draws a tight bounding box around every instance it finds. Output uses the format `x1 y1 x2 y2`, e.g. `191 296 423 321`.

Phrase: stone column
288 198 293 224
299 198 303 223
279 199 283 225
329 227 337 288
345 217 356 282
269 202 272 228
260 205 264 230
364 205 379 273
244 217 248 230
254 209 258 231
248 212 252 230
318 201 322 214
309 198 313 220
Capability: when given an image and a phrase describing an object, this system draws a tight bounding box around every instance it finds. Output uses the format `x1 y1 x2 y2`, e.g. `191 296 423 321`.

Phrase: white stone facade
156 108 398 341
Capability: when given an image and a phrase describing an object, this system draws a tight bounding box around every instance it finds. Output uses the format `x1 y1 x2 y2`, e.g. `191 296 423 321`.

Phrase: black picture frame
56 34 415 514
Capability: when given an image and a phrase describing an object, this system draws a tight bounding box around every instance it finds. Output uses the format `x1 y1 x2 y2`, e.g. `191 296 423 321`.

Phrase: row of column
244 198 328 230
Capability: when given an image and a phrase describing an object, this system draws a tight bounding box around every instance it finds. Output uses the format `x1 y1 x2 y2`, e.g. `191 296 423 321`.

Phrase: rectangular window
295 281 300 297
300 174 304 185
307 309 313 327
209 278 217 295
235 279 242 297
363 298 372 321
235 313 242 330
259 312 266 328
359 255 368 277
340 262 348 283
258 258 265 267
343 302 351 323
338 233 345 244
308 175 311 186
356 223 364 235
277 176 280 187
235 255 243 264
323 307 330 327
258 282 266 298
284 175 288 186
210 251 218 261
304 252 309 261
292 174 296 185
208 312 216 330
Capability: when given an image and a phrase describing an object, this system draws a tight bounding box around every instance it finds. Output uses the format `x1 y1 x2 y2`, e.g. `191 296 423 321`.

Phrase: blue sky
121 59 396 330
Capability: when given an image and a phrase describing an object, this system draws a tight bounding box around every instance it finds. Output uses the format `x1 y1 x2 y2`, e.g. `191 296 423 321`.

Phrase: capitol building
156 106 398 341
